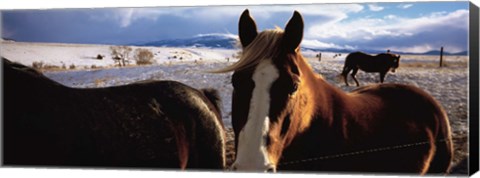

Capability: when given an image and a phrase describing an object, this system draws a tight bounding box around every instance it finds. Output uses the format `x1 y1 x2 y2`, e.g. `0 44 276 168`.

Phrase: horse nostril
266 167 275 173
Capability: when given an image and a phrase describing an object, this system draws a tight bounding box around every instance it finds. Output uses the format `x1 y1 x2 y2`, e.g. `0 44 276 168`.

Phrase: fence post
439 46 444 67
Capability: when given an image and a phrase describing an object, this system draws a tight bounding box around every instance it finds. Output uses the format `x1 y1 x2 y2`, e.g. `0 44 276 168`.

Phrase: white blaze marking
233 59 279 171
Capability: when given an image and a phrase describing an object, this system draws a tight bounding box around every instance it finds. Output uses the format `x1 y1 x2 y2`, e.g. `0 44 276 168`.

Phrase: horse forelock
213 29 283 73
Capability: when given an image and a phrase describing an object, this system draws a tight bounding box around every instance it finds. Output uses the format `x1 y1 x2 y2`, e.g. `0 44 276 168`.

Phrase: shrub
43 64 61 71
69 64 76 69
32 61 44 69
134 49 154 65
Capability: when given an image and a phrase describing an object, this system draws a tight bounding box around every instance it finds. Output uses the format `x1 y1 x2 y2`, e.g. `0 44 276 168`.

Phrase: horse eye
289 75 300 94
280 114 291 136
290 82 298 94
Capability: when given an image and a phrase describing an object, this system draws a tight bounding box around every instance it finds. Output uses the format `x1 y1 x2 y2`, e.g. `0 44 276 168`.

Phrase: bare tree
110 46 132 67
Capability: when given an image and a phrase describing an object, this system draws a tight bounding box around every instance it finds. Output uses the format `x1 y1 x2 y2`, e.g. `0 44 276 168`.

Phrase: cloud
102 4 364 28
194 33 238 39
112 8 187 27
305 9 468 53
302 39 356 50
307 10 468 38
397 10 468 32
398 4 414 9
368 4 384 11
391 44 436 53
307 17 408 39
384 15 397 20
382 44 465 54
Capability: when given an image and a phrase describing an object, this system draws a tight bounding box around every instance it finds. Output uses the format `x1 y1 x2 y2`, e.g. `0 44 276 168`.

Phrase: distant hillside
420 50 468 56
137 33 238 49
1 37 16 42
303 47 467 56
135 34 467 56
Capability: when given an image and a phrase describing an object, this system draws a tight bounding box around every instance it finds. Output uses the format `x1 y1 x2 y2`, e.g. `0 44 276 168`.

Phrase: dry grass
400 61 468 68
134 48 155 65
94 78 107 87
32 61 65 72
32 61 44 69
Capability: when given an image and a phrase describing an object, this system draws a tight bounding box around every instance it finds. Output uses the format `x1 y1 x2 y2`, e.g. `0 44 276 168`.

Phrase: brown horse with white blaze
216 10 453 174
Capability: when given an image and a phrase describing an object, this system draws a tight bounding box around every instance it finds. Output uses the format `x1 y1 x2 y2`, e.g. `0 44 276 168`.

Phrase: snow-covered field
1 41 469 173
0 41 237 68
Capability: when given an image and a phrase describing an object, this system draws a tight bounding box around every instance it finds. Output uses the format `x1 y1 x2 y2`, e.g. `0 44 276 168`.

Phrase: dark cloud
1 3 469 53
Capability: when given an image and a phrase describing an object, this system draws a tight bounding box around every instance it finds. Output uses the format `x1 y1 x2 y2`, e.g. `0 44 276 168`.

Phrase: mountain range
2 35 467 56
134 34 468 56
137 33 239 49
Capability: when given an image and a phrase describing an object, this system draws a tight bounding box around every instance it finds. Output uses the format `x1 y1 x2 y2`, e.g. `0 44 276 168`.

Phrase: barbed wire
278 139 448 166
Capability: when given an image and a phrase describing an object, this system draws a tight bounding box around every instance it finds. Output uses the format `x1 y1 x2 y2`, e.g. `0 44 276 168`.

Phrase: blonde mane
212 29 283 73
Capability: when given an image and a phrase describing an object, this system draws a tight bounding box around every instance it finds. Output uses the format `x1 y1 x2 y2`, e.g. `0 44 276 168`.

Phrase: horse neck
293 54 348 132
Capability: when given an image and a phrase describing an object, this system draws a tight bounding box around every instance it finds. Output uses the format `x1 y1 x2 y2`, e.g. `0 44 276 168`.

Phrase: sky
1 1 471 53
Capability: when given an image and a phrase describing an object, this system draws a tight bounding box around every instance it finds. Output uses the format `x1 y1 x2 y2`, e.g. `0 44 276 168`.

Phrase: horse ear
239 9 258 48
283 11 304 52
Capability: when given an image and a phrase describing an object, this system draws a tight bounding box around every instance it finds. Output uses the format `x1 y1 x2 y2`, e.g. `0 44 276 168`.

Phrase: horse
3 58 226 170
341 51 401 86
215 9 453 174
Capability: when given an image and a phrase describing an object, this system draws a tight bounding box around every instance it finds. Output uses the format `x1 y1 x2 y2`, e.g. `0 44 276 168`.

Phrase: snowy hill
0 41 239 69
135 33 467 56
139 33 239 49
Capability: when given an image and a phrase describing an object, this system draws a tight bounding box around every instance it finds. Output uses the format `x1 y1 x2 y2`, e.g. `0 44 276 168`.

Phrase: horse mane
212 28 283 73
201 88 223 115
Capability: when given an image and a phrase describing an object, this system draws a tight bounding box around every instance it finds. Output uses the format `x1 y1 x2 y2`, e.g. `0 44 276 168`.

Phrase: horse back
3 58 226 169
94 80 226 168
345 52 394 72
283 83 453 173
350 83 448 126
346 84 453 173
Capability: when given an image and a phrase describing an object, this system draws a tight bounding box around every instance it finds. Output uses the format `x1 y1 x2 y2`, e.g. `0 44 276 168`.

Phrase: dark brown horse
3 58 226 170
341 51 401 86
217 10 453 174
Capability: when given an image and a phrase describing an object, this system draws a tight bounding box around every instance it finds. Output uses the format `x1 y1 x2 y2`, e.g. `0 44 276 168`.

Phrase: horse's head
224 9 306 172
391 54 401 72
